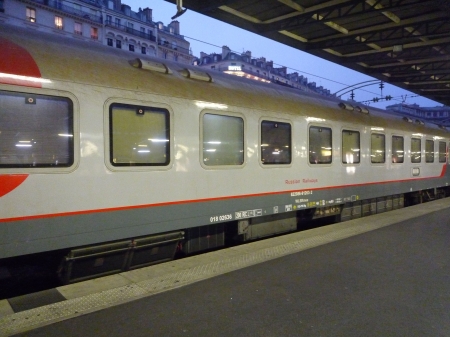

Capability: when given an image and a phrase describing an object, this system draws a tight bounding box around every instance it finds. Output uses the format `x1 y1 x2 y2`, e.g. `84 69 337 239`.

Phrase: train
1 24 449 284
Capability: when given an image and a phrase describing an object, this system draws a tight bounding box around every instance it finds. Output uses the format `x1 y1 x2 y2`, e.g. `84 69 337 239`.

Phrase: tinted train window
371 133 385 163
261 120 291 165
411 138 421 163
0 90 73 168
203 113 244 166
392 136 404 163
439 141 446 163
309 126 332 164
342 130 360 164
425 140 434 163
109 104 170 166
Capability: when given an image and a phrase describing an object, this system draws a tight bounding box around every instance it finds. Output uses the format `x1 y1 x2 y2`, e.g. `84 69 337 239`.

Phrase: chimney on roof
222 45 230 59
142 7 152 22
169 21 180 35
113 0 121 10
121 4 131 16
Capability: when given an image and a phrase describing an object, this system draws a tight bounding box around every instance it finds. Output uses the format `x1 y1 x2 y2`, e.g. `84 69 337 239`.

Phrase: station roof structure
166 0 450 106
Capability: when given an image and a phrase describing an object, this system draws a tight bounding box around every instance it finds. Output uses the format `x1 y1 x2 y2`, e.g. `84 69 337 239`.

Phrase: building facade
386 103 450 127
0 0 192 64
195 46 334 97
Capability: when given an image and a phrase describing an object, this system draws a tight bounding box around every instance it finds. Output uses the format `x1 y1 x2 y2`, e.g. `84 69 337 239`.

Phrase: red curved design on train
0 38 42 88
0 175 29 197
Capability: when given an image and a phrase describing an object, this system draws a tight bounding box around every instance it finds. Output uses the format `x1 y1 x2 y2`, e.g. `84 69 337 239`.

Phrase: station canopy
166 0 450 106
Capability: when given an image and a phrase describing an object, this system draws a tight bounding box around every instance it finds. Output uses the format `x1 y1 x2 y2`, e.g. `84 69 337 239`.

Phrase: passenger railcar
0 24 449 283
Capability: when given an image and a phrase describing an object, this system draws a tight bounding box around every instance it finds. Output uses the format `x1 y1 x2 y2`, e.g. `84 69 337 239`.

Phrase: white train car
0 24 449 283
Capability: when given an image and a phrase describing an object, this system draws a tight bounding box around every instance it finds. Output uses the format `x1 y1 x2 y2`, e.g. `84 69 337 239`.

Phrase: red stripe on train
0 38 42 88
0 165 448 222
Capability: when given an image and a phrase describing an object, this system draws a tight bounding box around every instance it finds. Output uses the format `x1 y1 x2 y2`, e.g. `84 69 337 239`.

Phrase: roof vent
403 117 413 123
130 58 172 74
338 102 354 111
180 69 213 82
355 106 369 114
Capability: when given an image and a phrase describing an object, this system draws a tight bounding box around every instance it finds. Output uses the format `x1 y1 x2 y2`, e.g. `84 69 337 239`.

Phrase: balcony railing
157 39 190 55
26 0 103 23
105 22 156 42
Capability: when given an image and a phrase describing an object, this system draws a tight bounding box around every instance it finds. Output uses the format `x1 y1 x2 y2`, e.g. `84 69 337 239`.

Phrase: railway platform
2 198 450 337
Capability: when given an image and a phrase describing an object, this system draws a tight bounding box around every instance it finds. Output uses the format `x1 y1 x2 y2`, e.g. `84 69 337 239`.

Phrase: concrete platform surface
2 198 450 336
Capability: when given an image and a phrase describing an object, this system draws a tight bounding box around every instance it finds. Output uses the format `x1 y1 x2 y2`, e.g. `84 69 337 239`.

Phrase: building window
141 46 146 54
342 130 360 164
55 16 63 30
392 135 404 163
116 40 121 49
106 15 112 25
74 22 82 35
26 7 36 22
0 0 5 13
115 18 121 27
411 138 421 163
129 44 134 52
107 38 113 46
309 126 332 164
371 133 385 163
91 27 98 40
261 120 291 165
202 113 244 166
0 90 74 168
109 104 170 166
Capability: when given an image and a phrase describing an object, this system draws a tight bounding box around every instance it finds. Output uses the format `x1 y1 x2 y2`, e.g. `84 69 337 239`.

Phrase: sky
125 0 441 110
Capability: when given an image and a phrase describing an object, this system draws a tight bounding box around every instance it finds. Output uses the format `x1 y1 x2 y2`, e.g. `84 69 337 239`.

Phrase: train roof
1 23 448 138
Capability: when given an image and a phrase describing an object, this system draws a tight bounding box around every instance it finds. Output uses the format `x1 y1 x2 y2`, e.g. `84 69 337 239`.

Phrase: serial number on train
210 214 233 222
290 190 313 196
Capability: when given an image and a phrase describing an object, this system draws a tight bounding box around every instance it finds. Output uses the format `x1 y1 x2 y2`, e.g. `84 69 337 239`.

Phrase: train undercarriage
1 186 449 299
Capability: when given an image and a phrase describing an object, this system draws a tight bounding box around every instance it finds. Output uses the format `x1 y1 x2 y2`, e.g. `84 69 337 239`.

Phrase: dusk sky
127 0 442 110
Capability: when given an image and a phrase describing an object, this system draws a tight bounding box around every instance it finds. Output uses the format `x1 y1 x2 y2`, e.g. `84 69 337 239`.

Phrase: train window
439 141 446 163
261 120 291 165
371 133 385 163
0 90 74 168
411 138 421 163
392 136 404 163
309 126 332 164
425 140 434 163
203 113 244 166
109 103 170 166
342 130 360 164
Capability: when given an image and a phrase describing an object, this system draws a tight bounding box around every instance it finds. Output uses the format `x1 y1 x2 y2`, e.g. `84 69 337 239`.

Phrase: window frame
391 135 405 164
54 15 63 30
26 7 36 22
74 22 82 35
259 118 292 167
200 110 246 169
411 137 421 163
104 99 173 172
425 139 435 163
439 141 446 163
341 129 360 165
0 87 79 174
308 124 333 165
370 132 386 164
